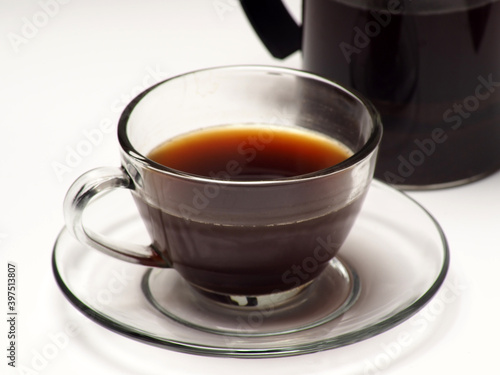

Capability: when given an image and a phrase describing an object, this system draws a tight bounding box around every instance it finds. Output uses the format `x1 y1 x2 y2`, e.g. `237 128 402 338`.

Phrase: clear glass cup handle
63 167 169 267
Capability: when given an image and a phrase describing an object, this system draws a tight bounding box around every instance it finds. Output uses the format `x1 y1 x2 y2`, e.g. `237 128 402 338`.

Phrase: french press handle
240 0 302 59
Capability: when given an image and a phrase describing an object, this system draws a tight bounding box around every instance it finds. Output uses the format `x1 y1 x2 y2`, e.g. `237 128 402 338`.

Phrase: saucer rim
51 179 450 358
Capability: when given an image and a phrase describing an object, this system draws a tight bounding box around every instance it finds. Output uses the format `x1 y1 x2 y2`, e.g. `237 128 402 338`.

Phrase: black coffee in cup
138 124 361 296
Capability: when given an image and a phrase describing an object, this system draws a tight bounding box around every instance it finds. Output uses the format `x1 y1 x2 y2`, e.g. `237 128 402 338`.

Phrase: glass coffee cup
63 66 382 309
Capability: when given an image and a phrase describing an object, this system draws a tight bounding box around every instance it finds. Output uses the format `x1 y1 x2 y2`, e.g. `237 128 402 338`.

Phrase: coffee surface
147 125 352 180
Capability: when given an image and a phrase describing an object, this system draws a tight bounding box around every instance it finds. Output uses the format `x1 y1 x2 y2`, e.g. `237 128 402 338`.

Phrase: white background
1 0 500 374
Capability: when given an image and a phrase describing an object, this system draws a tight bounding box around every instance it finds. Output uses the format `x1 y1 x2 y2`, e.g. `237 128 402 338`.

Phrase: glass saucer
52 180 449 358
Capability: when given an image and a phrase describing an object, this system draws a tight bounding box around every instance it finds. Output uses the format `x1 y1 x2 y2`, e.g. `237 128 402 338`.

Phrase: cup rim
117 65 382 185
